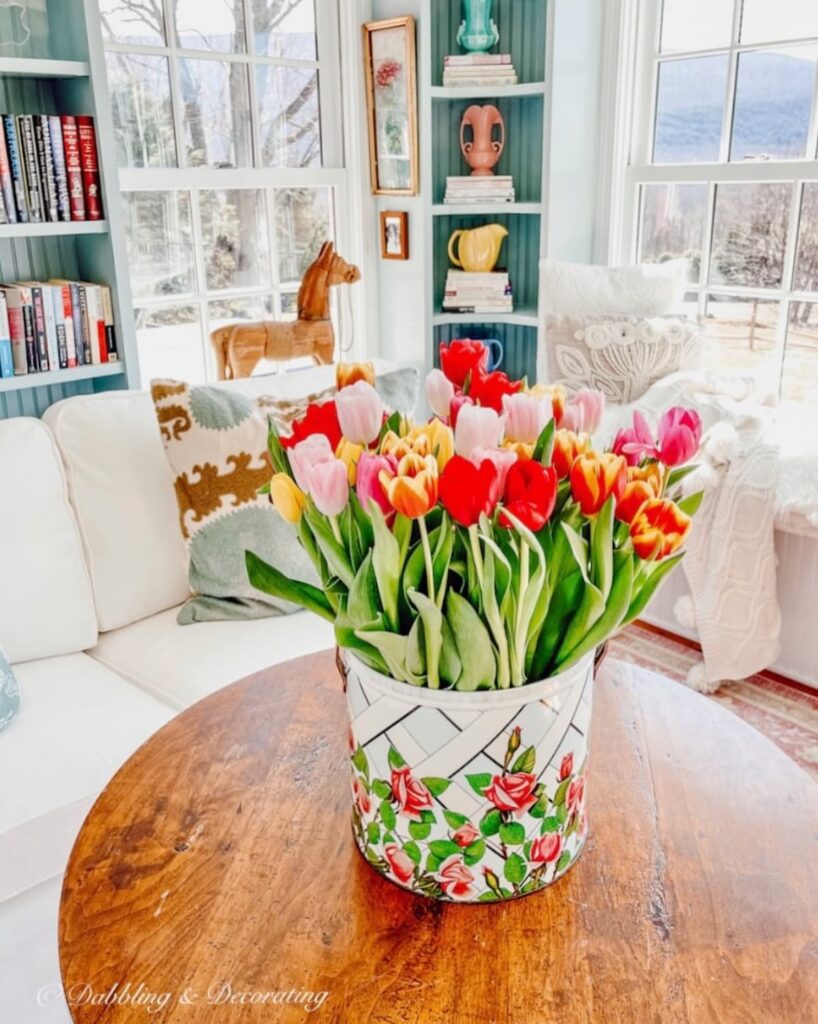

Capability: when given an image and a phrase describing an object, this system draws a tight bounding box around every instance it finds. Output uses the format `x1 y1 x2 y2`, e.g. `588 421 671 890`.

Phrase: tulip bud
501 392 552 444
269 473 306 524
336 361 375 389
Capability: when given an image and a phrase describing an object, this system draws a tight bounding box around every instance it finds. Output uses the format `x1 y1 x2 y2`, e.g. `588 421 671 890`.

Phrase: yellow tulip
501 439 535 461
379 452 439 519
336 438 364 485
381 420 454 471
270 473 307 524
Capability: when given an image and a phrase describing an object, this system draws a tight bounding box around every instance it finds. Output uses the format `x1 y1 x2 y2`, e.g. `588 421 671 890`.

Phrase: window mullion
717 0 743 163
775 181 805 394
243 0 262 169
188 189 211 374
698 181 718 303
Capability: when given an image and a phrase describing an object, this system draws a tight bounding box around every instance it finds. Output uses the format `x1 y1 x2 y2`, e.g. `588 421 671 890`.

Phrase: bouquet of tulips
246 343 703 690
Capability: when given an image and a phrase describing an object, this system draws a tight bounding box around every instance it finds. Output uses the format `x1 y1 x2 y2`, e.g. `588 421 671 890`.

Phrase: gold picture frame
362 16 419 196
380 210 409 260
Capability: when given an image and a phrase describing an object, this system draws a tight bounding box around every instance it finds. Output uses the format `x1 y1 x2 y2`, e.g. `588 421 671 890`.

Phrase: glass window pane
99 0 166 46
256 66 321 168
199 189 270 291
173 0 246 52
704 295 779 374
654 56 728 163
135 305 206 386
640 183 708 283
660 0 734 53
782 302 818 403
208 295 274 330
274 187 331 284
730 47 817 161
106 53 177 168
179 59 252 168
741 0 818 45
280 291 299 319
123 191 196 299
794 183 818 293
252 0 317 60
709 183 791 288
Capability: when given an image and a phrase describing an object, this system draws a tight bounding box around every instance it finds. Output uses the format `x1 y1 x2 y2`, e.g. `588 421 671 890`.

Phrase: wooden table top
59 650 818 1024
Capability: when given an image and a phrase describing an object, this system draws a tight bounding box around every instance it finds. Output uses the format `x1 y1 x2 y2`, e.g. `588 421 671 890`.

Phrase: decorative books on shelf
0 114 102 225
443 269 513 314
445 174 515 204
0 279 117 379
442 53 518 88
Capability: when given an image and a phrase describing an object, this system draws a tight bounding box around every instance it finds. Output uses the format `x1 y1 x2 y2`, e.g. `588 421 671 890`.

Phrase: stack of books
442 54 518 88
443 269 513 315
0 114 103 225
0 279 117 378
445 175 515 204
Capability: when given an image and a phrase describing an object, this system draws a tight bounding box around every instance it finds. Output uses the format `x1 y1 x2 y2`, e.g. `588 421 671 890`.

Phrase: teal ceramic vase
457 0 500 54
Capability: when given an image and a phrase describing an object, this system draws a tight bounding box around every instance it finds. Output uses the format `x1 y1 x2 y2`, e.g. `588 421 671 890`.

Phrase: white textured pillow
544 314 703 403
539 259 689 318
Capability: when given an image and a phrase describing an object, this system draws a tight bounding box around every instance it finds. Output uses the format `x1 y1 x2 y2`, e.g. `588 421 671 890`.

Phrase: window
99 0 344 384
623 0 818 405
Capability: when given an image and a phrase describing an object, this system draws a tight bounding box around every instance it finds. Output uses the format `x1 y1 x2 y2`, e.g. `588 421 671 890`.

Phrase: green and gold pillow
150 380 321 624
0 646 20 732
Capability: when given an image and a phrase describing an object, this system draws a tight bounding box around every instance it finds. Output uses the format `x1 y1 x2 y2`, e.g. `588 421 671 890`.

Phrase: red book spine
76 116 103 221
61 116 86 221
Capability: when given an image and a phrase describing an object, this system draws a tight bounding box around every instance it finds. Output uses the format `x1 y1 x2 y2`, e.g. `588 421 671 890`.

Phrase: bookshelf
0 0 138 418
419 0 551 383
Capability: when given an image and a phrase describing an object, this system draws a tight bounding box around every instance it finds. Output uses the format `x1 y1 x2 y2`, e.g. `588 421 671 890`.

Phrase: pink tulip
356 452 398 516
449 391 474 430
470 446 517 493
425 368 455 420
335 380 383 445
613 410 654 467
288 434 335 493
454 403 504 458
307 457 350 516
561 389 605 435
501 392 552 444
657 407 702 466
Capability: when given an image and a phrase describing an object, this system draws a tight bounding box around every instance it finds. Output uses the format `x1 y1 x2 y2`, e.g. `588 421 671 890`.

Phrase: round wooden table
59 651 818 1023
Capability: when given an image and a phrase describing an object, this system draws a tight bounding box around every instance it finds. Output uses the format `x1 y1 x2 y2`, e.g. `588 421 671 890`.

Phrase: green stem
468 524 485 586
330 515 343 547
513 537 529 686
418 516 436 604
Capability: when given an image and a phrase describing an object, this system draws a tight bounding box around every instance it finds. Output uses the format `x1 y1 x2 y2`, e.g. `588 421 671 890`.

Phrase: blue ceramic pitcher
457 0 500 54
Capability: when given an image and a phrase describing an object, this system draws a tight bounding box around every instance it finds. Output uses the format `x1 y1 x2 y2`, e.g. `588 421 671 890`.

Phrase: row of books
445 174 516 204
0 280 117 378
442 53 518 88
443 269 513 314
0 114 102 225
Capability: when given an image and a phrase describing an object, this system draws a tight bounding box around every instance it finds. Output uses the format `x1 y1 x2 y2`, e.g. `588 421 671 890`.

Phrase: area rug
611 624 818 782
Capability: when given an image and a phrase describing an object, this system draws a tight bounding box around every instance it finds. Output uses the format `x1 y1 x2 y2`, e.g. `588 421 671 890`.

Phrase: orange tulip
501 439 535 461
528 383 567 427
379 452 439 519
551 429 591 479
615 463 664 524
630 498 691 560
570 452 627 517
336 361 376 389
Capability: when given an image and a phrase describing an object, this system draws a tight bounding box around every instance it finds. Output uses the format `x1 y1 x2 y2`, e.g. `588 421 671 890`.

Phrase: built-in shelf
0 362 125 393
431 82 546 100
433 307 539 328
0 221 108 240
0 57 90 79
433 202 543 216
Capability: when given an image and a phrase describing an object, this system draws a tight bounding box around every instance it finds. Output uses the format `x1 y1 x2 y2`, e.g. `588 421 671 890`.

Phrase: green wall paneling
433 322 538 383
430 0 548 86
433 212 541 311
0 376 98 418
432 95 544 204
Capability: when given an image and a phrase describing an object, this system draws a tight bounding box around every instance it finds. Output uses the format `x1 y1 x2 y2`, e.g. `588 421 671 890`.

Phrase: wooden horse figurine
211 241 361 380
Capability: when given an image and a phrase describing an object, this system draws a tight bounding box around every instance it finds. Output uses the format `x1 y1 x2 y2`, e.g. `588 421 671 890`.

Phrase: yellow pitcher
447 224 508 272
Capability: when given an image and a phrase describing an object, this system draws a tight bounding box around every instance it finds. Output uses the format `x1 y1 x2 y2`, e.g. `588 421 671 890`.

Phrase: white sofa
0 363 416 1023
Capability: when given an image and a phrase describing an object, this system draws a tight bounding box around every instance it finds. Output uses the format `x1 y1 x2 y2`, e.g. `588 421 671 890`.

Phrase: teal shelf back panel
0 377 97 418
433 212 542 310
433 322 538 383
430 0 548 87
432 95 544 204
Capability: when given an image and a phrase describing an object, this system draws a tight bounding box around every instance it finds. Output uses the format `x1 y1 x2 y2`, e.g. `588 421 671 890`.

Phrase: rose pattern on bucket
246 348 704 901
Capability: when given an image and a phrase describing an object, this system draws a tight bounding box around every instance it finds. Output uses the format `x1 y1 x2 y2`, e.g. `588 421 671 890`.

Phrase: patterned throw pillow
543 314 703 403
0 646 20 733
150 380 323 624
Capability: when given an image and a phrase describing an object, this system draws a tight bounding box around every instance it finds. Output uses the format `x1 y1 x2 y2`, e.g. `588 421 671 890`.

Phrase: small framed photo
362 16 419 196
380 211 409 260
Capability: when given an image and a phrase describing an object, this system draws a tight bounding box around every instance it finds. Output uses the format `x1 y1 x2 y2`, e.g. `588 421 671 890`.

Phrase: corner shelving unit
420 0 551 382
0 0 138 418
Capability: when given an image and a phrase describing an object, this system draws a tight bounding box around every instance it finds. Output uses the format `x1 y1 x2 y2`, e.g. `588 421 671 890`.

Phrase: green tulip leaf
354 628 413 684
408 589 443 689
446 589 497 691
677 490 704 517
368 501 401 631
439 617 463 689
266 420 290 476
533 418 555 464
245 550 335 622
622 552 684 627
590 496 615 600
347 551 380 627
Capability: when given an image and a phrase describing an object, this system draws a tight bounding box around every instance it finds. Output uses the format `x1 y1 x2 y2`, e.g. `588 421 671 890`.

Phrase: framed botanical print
362 16 419 196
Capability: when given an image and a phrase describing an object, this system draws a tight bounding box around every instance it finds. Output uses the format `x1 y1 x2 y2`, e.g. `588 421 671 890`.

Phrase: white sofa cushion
43 392 191 632
90 607 335 709
0 419 97 663
0 653 173 902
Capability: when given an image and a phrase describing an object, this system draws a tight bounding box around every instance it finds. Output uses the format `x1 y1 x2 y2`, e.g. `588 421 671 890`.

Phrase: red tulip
469 369 523 413
439 339 490 387
630 498 692 561
499 460 558 532
281 399 342 451
439 454 501 527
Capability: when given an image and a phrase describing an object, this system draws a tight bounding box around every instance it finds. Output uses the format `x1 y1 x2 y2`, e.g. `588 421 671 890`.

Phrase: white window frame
614 0 818 396
103 0 355 381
